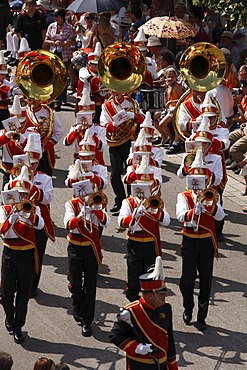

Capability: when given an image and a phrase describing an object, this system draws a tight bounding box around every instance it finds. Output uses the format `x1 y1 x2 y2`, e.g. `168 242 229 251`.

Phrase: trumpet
191 187 219 232
143 195 164 214
85 190 108 211
10 130 21 143
16 191 38 219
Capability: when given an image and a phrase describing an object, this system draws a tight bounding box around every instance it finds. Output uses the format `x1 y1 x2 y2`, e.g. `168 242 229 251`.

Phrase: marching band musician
177 117 223 189
100 90 145 213
65 129 108 190
109 256 178 370
63 88 106 165
127 112 163 168
0 96 28 189
64 179 110 337
176 150 225 332
124 132 162 187
76 48 108 123
178 89 206 134
0 51 10 130
23 134 55 297
118 163 170 302
25 98 63 176
0 165 44 344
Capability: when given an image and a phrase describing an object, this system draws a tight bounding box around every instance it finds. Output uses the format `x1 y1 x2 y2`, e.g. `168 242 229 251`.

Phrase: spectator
156 49 175 78
0 0 10 50
92 17 115 50
0 352 13 370
219 30 242 70
44 8 75 111
74 12 95 49
174 2 190 21
36 0 54 27
204 8 226 44
118 17 132 42
15 0 47 51
33 358 55 370
147 36 165 63
130 4 145 28
147 0 166 18
189 6 209 42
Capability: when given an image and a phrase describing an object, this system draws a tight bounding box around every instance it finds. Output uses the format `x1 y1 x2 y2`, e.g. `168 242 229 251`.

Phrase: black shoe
226 161 237 170
4 51 11 57
8 59 19 67
29 290 37 298
152 136 162 145
166 144 181 155
234 168 241 175
225 158 232 166
5 318 13 332
13 329 25 344
110 204 121 213
82 324 92 337
183 310 192 325
54 104 61 112
217 233 225 242
195 320 207 331
73 308 83 323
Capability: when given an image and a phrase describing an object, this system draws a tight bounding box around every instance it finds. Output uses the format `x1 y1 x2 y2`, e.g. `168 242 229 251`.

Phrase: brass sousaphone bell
16 49 67 103
173 42 226 140
98 42 146 93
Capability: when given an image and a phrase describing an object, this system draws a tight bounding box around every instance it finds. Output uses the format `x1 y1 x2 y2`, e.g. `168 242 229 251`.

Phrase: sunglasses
85 16 94 20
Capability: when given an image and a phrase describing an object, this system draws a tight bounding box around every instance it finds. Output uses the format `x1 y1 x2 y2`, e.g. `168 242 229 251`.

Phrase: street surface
0 96 246 369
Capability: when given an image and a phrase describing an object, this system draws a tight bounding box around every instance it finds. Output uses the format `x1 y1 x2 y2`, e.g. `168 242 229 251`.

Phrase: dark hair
53 8 66 21
130 5 142 19
160 49 174 65
33 358 55 370
190 6 204 21
54 363 71 370
0 352 13 370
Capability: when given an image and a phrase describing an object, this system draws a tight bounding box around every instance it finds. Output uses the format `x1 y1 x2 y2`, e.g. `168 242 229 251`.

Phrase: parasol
140 16 197 40
67 0 123 14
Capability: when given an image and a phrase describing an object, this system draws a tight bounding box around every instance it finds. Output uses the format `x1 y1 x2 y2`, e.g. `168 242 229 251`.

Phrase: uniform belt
0 105 8 110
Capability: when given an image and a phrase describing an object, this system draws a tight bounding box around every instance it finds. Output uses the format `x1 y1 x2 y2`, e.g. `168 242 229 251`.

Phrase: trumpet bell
180 42 226 92
198 187 219 206
16 49 67 103
98 42 146 92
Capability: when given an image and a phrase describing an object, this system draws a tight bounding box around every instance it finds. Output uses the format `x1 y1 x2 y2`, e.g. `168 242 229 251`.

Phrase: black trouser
127 358 167 369
179 235 214 322
37 151 53 177
67 243 98 325
126 239 157 302
1 247 34 331
0 109 10 130
31 228 48 294
2 171 10 191
109 140 131 207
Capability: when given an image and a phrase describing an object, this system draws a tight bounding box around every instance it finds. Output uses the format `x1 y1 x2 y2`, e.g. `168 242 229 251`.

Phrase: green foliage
193 0 247 23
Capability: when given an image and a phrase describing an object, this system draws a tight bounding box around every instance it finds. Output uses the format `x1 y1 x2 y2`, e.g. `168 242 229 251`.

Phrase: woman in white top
75 12 95 49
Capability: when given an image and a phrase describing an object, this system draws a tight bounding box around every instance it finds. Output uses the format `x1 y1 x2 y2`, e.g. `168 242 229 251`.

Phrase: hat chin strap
153 290 166 304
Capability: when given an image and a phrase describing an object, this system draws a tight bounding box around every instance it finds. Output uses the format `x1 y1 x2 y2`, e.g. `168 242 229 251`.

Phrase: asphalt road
0 97 246 370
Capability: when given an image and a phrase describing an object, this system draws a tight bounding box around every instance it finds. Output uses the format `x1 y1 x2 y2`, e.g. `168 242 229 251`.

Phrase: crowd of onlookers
0 351 71 369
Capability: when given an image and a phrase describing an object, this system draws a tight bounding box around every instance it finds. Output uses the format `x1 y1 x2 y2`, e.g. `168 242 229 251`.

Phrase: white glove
135 343 153 355
74 124 82 132
200 204 206 213
9 213 19 225
18 133 26 144
194 203 201 215
78 206 91 218
125 111 135 120
5 131 15 139
132 203 145 220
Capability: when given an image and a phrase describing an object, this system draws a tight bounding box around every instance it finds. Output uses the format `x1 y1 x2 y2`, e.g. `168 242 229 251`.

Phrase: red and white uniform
63 124 106 165
77 67 108 106
123 164 162 185
178 97 203 132
65 160 108 190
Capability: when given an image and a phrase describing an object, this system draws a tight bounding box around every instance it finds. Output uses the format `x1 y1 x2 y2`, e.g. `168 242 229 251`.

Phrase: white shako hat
24 133 42 163
139 256 167 292
201 94 218 116
78 88 95 113
9 95 26 122
69 159 83 181
0 50 8 74
135 154 154 184
9 165 31 192
134 28 147 51
194 115 213 143
94 42 103 58
135 129 152 153
140 111 155 137
79 128 96 156
18 38 31 59
190 149 207 170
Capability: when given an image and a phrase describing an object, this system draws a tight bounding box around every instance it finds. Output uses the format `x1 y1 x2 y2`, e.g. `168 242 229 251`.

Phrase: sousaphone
174 42 226 140
16 49 67 103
